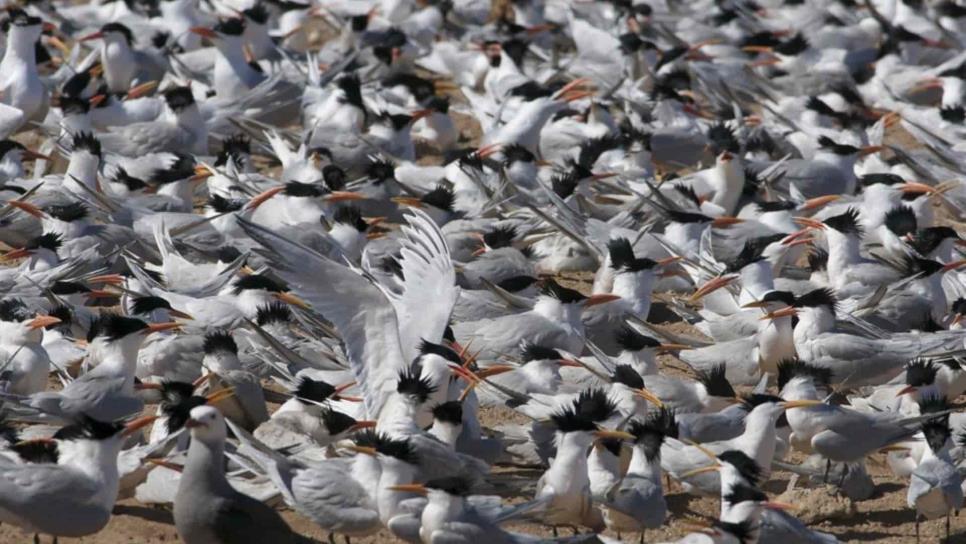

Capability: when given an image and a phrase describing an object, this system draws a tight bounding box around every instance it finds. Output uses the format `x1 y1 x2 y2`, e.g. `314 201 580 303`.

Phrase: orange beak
800 195 840 210
391 196 423 208
895 385 918 397
5 200 45 218
189 26 217 39
584 294 622 307
89 274 126 285
0 248 31 261
558 359 583 368
325 191 366 202
126 80 158 100
122 415 160 437
28 315 62 329
146 322 181 333
711 216 744 228
245 186 285 210
689 275 737 301
760 307 797 320
348 420 377 433
476 143 502 158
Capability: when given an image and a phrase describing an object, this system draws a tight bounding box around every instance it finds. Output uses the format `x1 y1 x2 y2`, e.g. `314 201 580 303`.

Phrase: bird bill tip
204 388 236 405
5 200 45 218
635 388 664 407
275 291 311 309
583 293 621 307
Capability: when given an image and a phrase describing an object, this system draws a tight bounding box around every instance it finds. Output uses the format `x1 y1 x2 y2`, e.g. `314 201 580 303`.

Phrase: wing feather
238 218 406 417
388 210 459 362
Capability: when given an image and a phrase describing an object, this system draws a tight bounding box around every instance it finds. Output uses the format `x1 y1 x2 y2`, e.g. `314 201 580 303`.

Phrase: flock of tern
2 0 966 542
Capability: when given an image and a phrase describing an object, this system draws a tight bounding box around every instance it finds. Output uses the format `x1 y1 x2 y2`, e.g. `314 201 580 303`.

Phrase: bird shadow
113 504 175 525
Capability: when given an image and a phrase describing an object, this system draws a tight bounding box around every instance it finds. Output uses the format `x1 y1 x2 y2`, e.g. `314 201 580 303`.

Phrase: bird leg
946 513 950 542
823 458 830 484
328 533 336 544
915 513 920 544
837 463 847 488
552 526 558 537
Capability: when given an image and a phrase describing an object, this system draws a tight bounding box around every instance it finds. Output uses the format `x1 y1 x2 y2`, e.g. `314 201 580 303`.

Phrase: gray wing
452 313 567 360
222 370 270 428
99 122 191 156
290 466 380 533
0 463 109 535
239 218 408 418
760 509 840 544
33 372 142 421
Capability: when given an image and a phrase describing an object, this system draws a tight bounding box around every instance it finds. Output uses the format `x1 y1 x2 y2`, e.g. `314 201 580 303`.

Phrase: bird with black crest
0 298 60 395
907 400 963 543
0 313 178 422
534 387 634 533
458 224 535 289
662 394 789 495
602 408 679 537
0 413 157 540
377 367 489 487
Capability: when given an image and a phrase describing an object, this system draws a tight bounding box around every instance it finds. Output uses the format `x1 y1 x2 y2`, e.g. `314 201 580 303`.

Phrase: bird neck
184 436 234 495
612 271 655 315
545 431 593 492
628 443 662 481
794 306 836 344
428 421 461 447
377 459 419 522
3 27 37 70
65 151 100 194
710 159 744 215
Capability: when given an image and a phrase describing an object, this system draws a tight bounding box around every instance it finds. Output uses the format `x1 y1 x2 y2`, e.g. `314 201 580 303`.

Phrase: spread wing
238 218 407 418
386 209 459 362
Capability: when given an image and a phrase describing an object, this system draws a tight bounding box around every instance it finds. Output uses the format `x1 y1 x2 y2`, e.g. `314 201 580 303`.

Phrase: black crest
54 415 124 441
718 449 762 485
396 367 437 403
333 205 367 232
520 342 562 363
696 364 735 398
611 364 645 389
293 376 336 403
320 408 359 435
483 225 517 249
418 339 462 365
203 330 238 355
163 87 195 111
130 296 173 315
256 302 292 325
421 185 455 212
72 132 102 157
884 205 917 237
232 274 285 294
88 314 149 341
824 208 864 237
213 18 245 36
777 359 833 390
432 401 463 425
614 325 661 352
0 299 29 322
539 279 587 304
795 288 837 311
